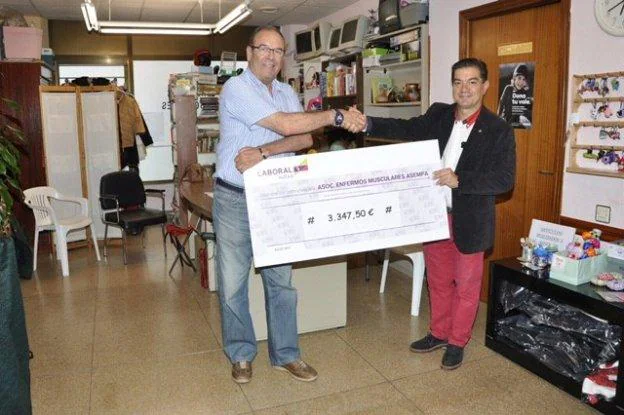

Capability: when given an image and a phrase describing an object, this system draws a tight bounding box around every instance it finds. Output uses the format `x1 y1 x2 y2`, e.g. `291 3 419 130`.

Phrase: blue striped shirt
215 69 303 187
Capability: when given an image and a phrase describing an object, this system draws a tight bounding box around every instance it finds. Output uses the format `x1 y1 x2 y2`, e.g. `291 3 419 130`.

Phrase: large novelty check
244 140 450 267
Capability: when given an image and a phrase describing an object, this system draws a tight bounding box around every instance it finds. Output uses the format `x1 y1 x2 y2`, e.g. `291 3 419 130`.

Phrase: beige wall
24 15 49 48
49 20 255 61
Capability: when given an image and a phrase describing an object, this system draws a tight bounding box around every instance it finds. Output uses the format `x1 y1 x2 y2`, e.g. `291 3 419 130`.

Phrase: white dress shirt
441 120 474 209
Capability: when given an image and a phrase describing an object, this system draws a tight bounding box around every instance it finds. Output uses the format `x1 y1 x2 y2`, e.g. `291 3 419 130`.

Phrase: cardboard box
2 26 43 60
549 251 608 285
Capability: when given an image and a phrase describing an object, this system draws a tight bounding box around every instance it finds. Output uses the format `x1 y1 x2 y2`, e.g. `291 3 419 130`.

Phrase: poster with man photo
497 62 535 129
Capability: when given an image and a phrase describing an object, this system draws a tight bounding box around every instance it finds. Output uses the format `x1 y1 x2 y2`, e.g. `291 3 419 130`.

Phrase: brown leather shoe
274 359 318 382
232 361 252 384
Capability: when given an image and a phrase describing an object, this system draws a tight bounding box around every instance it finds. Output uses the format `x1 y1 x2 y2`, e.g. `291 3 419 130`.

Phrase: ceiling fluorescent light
100 28 212 36
215 3 252 34
81 0 251 36
99 21 214 30
81 0 99 31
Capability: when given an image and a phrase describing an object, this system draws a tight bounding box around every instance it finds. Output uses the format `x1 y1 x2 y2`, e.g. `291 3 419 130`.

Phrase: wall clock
595 0 624 36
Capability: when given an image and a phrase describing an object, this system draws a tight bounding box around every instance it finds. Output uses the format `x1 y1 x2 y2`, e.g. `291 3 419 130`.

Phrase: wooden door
459 0 569 299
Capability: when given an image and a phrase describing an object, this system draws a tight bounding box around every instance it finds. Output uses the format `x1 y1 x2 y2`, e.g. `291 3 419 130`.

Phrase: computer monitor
313 21 331 56
378 0 401 35
327 26 342 56
339 16 369 54
295 28 315 61
295 22 331 61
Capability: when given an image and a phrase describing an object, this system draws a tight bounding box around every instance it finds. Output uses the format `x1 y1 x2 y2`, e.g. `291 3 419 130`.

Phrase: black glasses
250 44 285 57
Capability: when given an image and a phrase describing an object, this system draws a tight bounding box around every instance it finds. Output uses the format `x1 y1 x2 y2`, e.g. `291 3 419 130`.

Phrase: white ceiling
0 0 361 26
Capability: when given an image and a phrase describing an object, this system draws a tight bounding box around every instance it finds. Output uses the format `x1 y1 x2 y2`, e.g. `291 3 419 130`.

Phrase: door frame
458 0 570 223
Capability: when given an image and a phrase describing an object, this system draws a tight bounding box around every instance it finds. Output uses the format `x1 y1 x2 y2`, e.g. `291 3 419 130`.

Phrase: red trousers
423 214 484 347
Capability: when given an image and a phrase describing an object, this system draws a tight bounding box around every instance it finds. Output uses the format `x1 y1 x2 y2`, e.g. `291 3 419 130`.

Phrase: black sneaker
409 333 448 353
441 345 464 370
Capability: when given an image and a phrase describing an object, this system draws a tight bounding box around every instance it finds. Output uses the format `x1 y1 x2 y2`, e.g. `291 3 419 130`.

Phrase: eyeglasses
452 79 483 88
250 44 285 57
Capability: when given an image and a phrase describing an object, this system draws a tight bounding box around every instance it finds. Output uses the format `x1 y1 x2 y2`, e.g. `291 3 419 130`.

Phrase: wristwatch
333 109 344 127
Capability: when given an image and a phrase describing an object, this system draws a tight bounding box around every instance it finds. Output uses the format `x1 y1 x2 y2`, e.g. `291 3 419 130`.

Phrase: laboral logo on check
257 158 309 177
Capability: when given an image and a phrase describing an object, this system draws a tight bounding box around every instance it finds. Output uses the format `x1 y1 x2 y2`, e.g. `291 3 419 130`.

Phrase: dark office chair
99 170 168 264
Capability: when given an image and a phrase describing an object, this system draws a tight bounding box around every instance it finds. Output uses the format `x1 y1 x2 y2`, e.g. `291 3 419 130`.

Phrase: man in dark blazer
348 58 516 369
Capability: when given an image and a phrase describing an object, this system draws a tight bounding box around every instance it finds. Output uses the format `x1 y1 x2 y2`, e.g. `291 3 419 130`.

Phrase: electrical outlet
595 205 611 224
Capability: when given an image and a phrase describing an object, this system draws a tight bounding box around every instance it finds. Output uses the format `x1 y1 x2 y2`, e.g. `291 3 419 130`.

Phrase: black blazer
368 103 516 254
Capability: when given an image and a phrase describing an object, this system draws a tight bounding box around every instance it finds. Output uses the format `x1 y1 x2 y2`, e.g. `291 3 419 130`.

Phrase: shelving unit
321 53 364 111
362 24 429 147
567 72 624 179
169 72 220 179
318 53 364 148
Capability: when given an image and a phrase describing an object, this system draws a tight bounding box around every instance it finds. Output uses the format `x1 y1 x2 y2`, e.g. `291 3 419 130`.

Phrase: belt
215 177 245 194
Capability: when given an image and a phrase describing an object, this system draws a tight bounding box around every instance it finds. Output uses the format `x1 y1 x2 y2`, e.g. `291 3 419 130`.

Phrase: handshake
338 106 368 133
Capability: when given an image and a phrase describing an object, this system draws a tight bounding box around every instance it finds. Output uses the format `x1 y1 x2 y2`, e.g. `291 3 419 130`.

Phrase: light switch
595 205 611 224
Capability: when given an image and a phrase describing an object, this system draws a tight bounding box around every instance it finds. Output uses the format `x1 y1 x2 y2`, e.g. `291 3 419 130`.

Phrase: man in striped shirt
214 25 362 384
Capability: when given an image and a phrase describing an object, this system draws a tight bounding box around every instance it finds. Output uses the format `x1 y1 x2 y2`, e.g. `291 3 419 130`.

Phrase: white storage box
549 251 608 285
2 26 43 60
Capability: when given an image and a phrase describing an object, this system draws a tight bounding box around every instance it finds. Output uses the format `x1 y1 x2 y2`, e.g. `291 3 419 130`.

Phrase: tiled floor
21 229 598 414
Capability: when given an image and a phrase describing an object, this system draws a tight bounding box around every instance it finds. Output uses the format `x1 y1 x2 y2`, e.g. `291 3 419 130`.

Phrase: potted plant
0 97 24 235
0 95 32 415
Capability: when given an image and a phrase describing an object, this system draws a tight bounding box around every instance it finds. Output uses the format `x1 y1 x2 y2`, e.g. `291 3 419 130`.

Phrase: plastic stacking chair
380 244 425 316
23 186 101 277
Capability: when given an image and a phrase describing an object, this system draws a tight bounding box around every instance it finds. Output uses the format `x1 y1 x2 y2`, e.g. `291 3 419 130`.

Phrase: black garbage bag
0 237 32 415
10 218 33 280
496 314 614 382
498 279 533 313
495 281 621 383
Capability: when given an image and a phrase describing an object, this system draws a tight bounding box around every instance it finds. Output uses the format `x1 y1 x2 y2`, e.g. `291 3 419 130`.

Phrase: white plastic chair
380 244 425 316
23 187 101 277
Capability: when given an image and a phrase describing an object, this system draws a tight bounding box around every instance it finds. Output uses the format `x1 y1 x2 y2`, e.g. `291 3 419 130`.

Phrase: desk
178 179 347 340
487 258 624 414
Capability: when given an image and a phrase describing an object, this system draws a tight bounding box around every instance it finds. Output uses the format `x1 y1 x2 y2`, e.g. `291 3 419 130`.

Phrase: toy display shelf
567 72 624 179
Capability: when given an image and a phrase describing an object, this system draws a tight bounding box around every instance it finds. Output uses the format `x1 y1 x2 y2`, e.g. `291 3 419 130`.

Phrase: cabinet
0 61 56 241
362 24 429 147
487 258 624 414
567 72 624 179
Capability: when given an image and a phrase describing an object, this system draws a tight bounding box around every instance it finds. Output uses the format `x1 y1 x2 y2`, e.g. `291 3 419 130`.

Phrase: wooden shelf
324 94 357 99
573 96 624 103
571 144 624 151
574 121 624 127
566 166 624 178
573 71 624 79
368 102 420 107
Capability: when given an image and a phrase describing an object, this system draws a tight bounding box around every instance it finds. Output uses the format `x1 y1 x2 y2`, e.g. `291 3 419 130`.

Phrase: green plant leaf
1 97 19 111
5 124 25 143
6 176 20 191
0 183 13 213
0 145 18 171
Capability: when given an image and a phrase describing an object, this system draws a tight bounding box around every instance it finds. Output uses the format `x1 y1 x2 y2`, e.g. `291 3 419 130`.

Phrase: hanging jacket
117 91 146 149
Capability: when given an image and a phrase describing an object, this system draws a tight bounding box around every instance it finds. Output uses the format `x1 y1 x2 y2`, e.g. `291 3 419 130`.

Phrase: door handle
538 170 554 176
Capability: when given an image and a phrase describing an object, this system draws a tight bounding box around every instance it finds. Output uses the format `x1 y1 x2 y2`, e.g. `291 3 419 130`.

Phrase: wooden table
178 179 213 224
177 178 347 340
